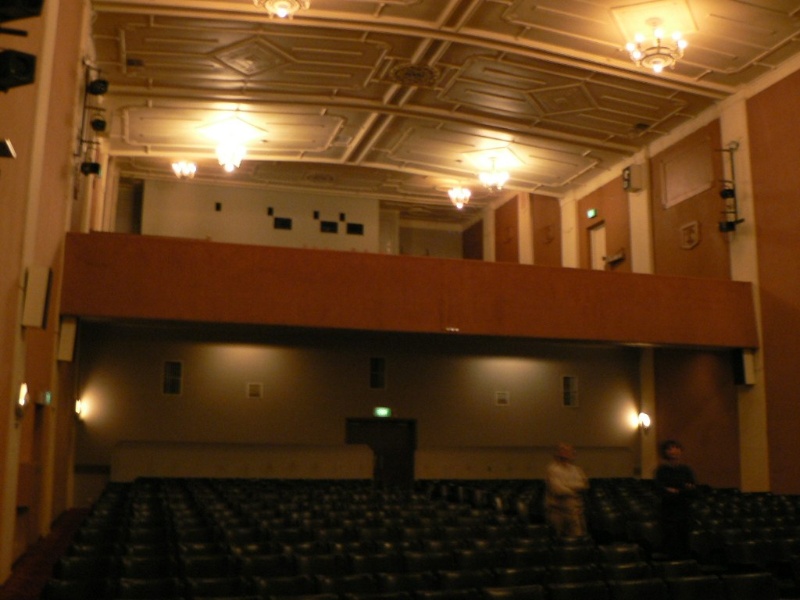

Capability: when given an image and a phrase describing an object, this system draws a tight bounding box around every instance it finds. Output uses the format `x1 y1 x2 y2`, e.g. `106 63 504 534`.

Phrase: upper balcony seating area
42 478 800 600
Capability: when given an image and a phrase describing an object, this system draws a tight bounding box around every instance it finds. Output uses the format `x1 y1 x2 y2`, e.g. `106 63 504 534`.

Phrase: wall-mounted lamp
638 412 651 433
74 398 84 420
16 382 29 421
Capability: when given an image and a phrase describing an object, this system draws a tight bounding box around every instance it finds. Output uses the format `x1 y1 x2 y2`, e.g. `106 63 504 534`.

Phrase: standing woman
655 439 697 558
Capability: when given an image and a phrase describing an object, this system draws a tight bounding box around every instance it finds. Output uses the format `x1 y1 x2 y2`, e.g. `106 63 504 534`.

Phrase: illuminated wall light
373 406 392 418
638 411 651 433
75 398 84 419
587 208 598 219
16 382 29 420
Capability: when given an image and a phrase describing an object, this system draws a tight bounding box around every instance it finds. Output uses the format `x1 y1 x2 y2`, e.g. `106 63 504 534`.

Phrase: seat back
480 585 546 600
721 572 780 600
546 580 611 600
664 575 725 600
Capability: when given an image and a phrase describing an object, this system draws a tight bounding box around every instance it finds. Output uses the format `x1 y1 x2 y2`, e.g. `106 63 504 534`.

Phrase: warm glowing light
216 143 247 172
172 161 197 179
75 398 84 418
479 157 509 191
18 383 28 408
626 18 687 74
638 412 651 431
200 117 262 173
253 0 309 18
15 383 29 420
448 186 471 209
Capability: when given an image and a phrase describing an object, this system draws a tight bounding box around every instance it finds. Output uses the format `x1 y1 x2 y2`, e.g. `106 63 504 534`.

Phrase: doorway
345 418 416 489
589 222 606 270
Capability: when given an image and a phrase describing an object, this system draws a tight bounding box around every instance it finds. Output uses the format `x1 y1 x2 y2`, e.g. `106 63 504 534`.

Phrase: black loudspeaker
0 50 35 91
0 0 44 22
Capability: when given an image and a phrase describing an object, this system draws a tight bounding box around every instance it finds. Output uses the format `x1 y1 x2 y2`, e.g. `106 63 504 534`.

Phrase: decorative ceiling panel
89 0 800 225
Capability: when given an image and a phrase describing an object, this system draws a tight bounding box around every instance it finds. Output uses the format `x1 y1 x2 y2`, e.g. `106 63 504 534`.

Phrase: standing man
655 439 696 558
545 442 589 538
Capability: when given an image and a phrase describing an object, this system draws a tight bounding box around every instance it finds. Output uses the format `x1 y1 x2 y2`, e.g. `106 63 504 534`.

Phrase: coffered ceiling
88 0 800 225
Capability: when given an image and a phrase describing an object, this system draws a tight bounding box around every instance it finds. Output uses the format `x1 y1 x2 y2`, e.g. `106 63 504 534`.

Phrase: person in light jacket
545 442 589 538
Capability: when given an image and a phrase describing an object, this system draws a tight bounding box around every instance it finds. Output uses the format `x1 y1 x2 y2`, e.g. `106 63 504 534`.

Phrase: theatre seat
546 580 610 600
606 578 669 600
480 585 546 600
721 572 780 600
663 575 725 600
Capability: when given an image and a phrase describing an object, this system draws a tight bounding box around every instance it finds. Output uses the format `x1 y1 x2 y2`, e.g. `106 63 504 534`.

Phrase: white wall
399 224 463 258
142 180 381 252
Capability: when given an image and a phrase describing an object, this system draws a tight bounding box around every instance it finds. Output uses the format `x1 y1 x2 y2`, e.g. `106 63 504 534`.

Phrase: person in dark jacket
655 439 696 558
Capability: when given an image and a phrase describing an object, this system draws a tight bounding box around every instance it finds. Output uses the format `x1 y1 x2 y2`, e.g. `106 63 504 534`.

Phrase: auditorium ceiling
88 0 800 225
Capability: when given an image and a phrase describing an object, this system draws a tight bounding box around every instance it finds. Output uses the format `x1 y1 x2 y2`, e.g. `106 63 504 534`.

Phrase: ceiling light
448 186 471 210
626 18 687 74
216 142 246 172
254 0 309 18
479 157 509 192
172 160 197 179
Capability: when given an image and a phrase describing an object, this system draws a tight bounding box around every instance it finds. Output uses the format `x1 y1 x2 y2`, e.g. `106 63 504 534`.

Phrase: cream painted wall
142 179 381 252
73 323 643 501
399 224 462 258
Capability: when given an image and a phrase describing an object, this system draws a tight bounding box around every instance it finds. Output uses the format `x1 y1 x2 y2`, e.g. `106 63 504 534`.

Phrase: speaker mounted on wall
21 264 51 329
0 0 44 23
0 49 36 91
57 316 78 362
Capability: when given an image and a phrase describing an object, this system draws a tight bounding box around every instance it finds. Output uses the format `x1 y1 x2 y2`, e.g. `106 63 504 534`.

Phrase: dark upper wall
748 67 800 494
650 120 731 280
578 178 631 272
654 348 741 489
61 232 759 349
532 195 562 268
495 196 520 263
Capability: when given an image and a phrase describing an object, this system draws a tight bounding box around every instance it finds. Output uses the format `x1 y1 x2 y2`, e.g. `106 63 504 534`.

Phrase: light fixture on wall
479 157 509 192
253 0 309 18
75 398 85 420
172 160 197 179
16 382 29 421
638 412 651 433
626 18 687 74
448 185 471 210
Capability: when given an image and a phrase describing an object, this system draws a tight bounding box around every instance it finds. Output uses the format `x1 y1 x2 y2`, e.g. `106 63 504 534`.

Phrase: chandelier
216 142 247 173
479 157 509 192
253 0 309 18
626 18 687 74
171 160 197 179
448 186 471 210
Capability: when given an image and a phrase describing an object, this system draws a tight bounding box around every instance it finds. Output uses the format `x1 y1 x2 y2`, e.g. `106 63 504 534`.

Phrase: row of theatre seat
41 477 800 600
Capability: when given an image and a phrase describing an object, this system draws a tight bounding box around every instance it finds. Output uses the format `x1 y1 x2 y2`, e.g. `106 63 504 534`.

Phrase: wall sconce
74 398 84 420
638 412 651 433
16 382 29 421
